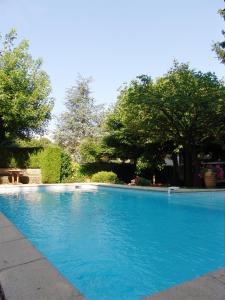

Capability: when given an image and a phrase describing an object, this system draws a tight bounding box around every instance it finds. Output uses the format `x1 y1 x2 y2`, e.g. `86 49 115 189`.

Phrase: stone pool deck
0 183 225 299
143 267 225 300
0 212 85 300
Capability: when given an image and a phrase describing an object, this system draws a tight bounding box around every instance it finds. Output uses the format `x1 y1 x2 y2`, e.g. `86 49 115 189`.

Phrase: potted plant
200 164 219 188
203 167 216 188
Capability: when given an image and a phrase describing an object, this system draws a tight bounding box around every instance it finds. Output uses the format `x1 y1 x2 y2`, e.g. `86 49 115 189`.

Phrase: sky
0 0 224 131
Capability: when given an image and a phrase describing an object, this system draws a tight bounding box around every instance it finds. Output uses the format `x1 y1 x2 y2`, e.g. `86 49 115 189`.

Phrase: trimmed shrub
80 162 135 183
40 147 61 183
28 151 42 168
91 171 118 183
60 151 72 182
0 146 74 184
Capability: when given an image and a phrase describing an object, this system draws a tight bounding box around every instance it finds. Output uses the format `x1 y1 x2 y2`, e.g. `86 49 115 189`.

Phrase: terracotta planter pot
204 170 216 188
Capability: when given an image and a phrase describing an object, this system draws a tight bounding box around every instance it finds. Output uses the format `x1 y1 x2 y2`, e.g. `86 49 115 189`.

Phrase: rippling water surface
0 188 225 300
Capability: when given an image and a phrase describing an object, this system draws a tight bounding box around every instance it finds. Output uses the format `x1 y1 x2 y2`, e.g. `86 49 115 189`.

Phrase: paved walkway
0 212 85 300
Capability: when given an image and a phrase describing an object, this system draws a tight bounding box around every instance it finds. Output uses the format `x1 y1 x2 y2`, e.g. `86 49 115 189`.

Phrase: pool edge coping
0 182 225 194
142 266 225 299
0 212 86 300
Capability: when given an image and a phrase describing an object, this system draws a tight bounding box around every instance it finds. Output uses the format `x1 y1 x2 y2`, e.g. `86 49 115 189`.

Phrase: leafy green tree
153 63 225 186
213 9 225 64
104 75 154 163
0 29 53 144
79 137 114 163
105 63 225 186
54 75 104 159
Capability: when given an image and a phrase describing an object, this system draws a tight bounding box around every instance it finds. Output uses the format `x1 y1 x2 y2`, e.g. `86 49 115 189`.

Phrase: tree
105 63 225 186
0 29 53 144
104 75 166 166
16 137 54 148
153 63 225 186
54 75 104 159
79 137 115 163
213 9 225 64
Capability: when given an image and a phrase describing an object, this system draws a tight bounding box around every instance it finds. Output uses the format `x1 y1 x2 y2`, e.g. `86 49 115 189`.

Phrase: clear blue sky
1 0 224 128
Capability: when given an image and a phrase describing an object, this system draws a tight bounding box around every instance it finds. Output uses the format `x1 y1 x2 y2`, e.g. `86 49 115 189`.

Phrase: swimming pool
0 187 225 300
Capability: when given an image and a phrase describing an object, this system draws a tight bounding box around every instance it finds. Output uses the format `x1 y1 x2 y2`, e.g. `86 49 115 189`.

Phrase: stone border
142 267 225 300
1 182 225 194
95 183 225 193
0 212 85 300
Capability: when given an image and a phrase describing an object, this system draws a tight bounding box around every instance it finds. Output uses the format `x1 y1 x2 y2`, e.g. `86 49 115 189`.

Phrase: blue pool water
0 187 225 299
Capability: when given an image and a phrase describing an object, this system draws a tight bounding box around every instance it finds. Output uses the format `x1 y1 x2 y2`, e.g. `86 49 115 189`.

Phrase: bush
28 151 42 168
40 147 61 183
60 151 72 182
80 162 135 183
91 171 118 183
79 138 102 163
62 162 86 183
0 145 74 184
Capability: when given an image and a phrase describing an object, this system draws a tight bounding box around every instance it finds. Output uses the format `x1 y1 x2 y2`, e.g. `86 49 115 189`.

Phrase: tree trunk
183 145 193 187
0 116 7 145
171 152 179 185
183 143 201 187
192 146 201 187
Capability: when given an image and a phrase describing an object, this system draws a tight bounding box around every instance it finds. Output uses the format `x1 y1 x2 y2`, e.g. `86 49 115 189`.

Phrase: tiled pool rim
0 183 225 300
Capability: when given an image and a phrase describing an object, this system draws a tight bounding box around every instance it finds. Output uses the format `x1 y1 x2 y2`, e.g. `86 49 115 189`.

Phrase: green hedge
91 171 118 183
0 146 73 184
40 147 62 183
60 151 72 182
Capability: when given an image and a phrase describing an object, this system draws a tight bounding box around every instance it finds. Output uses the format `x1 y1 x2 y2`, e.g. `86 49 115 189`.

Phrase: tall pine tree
54 75 103 160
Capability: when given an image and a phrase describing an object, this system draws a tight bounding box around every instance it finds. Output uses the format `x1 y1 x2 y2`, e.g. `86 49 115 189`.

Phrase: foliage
105 63 225 186
199 164 224 180
28 151 42 168
80 162 135 183
0 145 73 183
79 137 103 163
0 29 54 144
213 9 225 64
16 137 54 148
60 150 73 182
54 75 104 160
153 63 225 185
79 137 114 163
62 162 86 183
40 147 61 183
91 171 118 183
0 146 42 168
104 77 151 162
154 63 225 144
